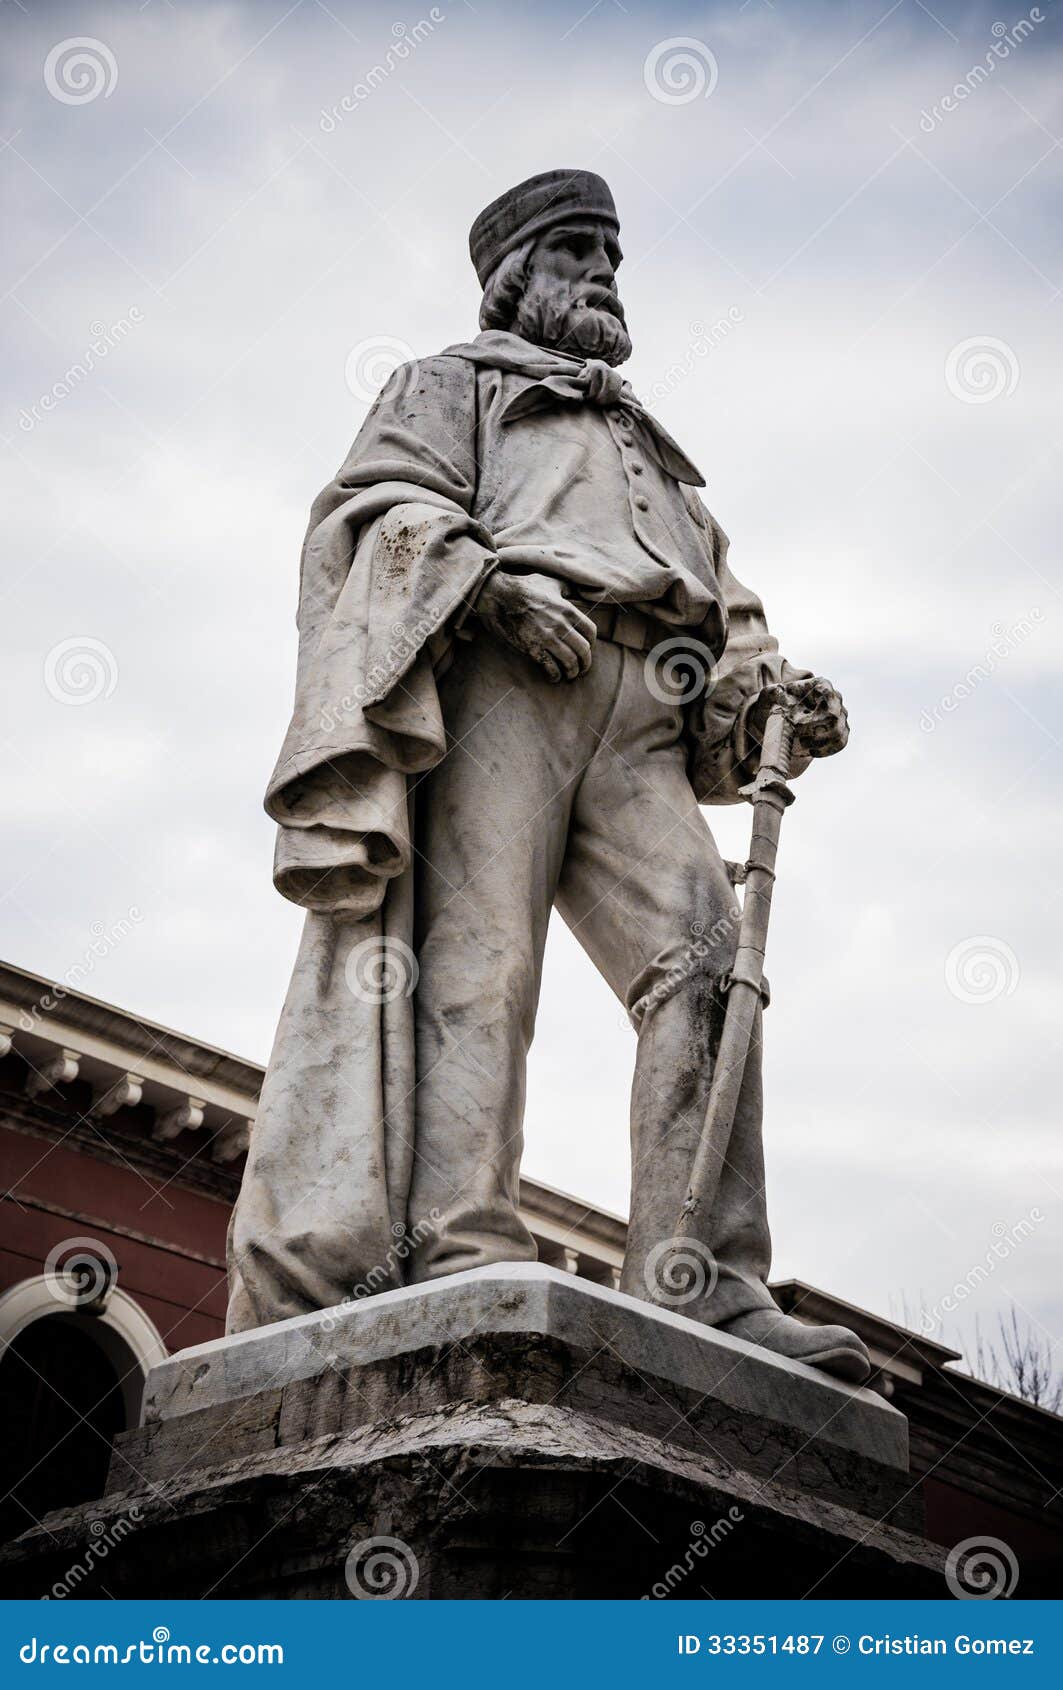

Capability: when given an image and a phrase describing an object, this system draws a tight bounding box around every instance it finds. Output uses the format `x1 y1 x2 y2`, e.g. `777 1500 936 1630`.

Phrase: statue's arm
687 502 815 804
295 354 493 652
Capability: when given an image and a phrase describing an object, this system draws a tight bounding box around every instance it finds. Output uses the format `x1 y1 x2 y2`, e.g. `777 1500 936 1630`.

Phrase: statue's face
513 218 632 366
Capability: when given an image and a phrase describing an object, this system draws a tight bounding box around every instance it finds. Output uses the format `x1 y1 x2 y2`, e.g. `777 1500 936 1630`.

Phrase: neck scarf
440 330 705 487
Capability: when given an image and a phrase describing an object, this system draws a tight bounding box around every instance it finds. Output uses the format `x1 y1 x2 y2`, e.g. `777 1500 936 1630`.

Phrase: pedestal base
2 1265 946 1599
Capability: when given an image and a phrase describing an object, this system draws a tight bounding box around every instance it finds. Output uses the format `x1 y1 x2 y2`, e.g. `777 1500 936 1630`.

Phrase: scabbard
672 700 795 1240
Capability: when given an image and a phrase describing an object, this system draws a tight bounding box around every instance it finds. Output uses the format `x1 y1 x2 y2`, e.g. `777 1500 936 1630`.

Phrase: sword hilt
739 690 796 807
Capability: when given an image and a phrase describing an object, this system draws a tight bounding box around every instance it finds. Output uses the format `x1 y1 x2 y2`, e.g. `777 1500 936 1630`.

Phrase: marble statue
227 168 871 1384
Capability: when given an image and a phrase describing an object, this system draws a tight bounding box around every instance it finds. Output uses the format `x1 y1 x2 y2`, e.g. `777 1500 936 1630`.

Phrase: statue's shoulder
372 348 478 418
414 348 478 379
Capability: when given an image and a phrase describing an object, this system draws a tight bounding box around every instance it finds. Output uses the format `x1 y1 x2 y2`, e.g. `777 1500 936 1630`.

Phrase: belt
577 600 658 653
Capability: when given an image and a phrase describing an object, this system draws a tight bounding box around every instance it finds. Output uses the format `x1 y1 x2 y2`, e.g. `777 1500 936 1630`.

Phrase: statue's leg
406 633 621 1281
555 646 871 1378
623 981 869 1377
554 646 775 1328
623 988 775 1327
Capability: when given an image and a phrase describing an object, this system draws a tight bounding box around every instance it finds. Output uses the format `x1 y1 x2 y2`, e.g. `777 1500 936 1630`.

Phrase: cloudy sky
2 0 1060 1371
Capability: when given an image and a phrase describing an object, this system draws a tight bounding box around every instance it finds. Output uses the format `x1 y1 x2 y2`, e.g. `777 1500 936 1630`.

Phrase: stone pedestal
3 1265 945 1598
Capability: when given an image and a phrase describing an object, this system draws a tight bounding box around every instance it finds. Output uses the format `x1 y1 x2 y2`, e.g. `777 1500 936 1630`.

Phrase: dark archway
0 1313 127 1543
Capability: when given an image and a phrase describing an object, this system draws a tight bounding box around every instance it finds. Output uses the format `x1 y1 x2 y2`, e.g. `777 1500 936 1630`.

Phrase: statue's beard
513 281 632 367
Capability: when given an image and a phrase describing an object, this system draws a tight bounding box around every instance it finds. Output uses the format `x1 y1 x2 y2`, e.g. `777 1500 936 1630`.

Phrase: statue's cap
469 168 619 286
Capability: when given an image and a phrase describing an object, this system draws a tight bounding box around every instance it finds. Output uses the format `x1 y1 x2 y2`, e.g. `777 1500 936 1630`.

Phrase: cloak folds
227 339 807 1331
227 356 498 1331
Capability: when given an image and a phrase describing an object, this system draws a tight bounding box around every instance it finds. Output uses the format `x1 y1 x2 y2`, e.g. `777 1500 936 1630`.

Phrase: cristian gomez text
675 1635 1036 1657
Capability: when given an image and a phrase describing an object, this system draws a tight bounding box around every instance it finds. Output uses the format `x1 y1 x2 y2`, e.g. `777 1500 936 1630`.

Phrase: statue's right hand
474 571 597 683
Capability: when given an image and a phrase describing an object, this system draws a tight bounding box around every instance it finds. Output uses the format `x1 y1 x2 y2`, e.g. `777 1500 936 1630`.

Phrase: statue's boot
717 1306 872 1384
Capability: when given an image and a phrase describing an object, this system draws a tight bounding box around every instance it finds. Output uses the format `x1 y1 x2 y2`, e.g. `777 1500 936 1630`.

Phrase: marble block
144 1263 906 1469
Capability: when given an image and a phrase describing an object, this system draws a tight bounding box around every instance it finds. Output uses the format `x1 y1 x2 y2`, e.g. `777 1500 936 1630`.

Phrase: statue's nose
587 255 615 288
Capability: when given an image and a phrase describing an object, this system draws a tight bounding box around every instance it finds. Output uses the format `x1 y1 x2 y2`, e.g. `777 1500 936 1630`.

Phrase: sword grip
738 695 796 810
759 699 795 782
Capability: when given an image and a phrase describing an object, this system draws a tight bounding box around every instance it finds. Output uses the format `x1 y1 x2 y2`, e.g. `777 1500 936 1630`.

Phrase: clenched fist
475 570 597 683
749 677 850 759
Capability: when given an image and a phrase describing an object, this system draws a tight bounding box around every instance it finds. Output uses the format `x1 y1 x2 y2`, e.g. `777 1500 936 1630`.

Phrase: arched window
0 1279 167 1544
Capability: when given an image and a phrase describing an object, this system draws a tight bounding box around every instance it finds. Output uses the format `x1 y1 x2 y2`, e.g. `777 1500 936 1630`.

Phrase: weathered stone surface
3 1268 935 1599
146 1265 906 1468
3 1399 942 1599
120 1337 917 1531
111 1387 284 1489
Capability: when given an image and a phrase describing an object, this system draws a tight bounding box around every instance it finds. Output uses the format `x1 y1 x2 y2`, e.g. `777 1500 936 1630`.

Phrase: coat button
630 460 644 474
634 495 649 512
619 431 634 446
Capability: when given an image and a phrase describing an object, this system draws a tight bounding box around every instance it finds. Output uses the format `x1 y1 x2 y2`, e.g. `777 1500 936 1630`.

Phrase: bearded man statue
227 168 870 1384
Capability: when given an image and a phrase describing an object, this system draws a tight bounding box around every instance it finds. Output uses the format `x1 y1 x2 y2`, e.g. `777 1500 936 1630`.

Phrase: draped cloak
226 331 810 1332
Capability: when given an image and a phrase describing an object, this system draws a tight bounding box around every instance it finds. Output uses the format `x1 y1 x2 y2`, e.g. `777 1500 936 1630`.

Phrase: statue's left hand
786 676 849 757
747 677 849 759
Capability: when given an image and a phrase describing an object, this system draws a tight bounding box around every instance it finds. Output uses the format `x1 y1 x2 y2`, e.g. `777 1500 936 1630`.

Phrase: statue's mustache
575 284 626 324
